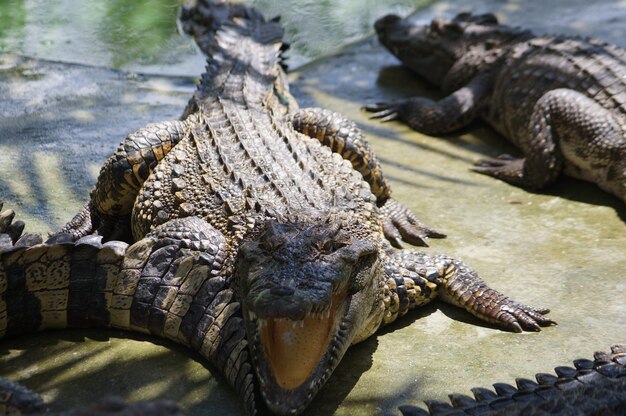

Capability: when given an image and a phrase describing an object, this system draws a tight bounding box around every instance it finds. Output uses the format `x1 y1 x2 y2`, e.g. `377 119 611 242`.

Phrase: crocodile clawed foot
497 301 557 333
56 201 98 241
0 203 26 245
471 156 528 187
0 202 42 248
380 198 446 248
362 101 401 123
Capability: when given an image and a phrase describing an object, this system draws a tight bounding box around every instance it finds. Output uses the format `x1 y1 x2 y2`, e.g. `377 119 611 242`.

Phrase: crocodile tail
398 344 626 416
0 203 130 339
181 1 285 103
178 0 250 52
179 0 284 58
0 233 128 340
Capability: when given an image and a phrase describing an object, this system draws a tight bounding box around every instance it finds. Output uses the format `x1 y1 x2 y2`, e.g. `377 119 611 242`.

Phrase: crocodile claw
0 202 28 247
472 156 528 187
380 198 446 248
362 101 402 123
498 301 556 333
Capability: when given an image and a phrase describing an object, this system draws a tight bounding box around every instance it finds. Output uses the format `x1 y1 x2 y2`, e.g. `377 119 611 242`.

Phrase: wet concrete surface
1 0 625 415
0 54 196 231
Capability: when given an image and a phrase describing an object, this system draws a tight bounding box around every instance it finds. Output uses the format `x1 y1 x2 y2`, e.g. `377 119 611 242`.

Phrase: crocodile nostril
270 286 295 296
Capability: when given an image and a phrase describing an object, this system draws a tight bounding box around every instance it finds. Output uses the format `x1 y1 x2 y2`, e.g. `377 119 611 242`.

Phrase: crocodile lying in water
0 2 554 415
365 12 626 203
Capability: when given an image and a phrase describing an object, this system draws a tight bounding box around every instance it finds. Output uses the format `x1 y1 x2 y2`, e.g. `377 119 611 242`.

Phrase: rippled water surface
0 0 431 72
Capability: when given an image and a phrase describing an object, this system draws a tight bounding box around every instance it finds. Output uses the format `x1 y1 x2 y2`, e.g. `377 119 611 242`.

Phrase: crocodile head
374 12 524 86
236 215 381 414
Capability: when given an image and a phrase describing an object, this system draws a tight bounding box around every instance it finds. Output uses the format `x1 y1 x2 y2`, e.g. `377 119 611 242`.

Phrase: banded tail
1 207 258 414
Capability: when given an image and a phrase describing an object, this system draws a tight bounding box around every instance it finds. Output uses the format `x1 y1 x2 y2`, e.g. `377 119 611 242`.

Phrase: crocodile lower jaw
247 294 350 414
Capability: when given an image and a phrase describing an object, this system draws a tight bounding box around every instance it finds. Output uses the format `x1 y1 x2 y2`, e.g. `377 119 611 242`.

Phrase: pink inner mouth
259 293 344 389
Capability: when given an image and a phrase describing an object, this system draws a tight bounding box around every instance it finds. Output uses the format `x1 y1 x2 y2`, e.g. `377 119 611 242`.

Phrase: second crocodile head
374 12 529 87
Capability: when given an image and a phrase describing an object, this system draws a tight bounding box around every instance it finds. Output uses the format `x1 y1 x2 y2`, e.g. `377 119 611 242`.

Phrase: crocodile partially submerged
1 2 554 415
365 12 626 203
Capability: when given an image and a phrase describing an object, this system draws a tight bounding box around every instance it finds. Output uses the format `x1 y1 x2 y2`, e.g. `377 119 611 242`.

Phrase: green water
0 0 430 72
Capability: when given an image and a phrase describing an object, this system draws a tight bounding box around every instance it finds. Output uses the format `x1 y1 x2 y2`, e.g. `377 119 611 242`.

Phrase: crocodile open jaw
259 293 344 389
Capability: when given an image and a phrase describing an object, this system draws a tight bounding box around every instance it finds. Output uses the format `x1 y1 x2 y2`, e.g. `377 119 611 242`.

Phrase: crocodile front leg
60 120 188 241
287 108 445 247
380 250 555 332
363 72 492 135
288 107 391 200
473 89 626 202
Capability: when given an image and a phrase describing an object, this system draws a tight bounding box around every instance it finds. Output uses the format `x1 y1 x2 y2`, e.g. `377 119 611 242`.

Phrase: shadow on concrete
0 54 196 233
0 328 243 415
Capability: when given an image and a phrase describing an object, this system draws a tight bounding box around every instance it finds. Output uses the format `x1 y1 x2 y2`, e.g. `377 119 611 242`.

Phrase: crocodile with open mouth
0 2 554 415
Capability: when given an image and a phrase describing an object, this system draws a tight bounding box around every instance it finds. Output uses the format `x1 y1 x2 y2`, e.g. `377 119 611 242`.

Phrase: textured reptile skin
0 3 555 416
400 344 626 416
366 13 626 203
